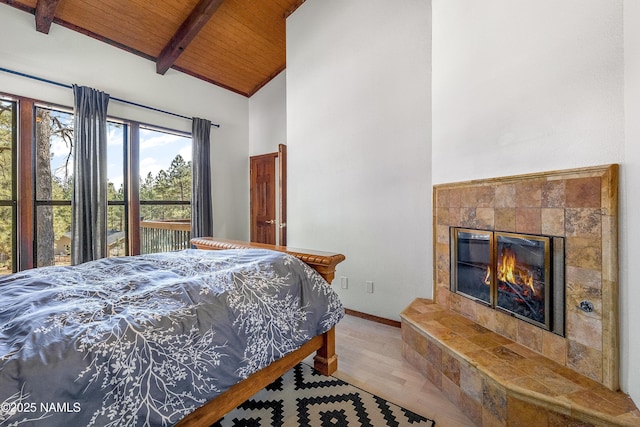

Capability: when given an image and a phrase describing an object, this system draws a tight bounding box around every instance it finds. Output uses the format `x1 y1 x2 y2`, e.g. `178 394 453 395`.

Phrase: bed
0 237 345 426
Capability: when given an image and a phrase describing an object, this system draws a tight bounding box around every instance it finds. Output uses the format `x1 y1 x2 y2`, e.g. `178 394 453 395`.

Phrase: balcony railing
140 219 191 254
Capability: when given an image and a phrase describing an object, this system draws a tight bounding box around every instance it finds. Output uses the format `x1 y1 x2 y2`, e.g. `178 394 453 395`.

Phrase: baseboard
344 308 401 328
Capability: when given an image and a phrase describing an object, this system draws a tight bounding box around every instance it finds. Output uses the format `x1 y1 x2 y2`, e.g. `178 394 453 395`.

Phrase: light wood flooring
307 314 476 427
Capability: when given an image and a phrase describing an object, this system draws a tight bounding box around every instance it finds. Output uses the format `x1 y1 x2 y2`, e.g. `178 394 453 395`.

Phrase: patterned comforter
0 248 344 426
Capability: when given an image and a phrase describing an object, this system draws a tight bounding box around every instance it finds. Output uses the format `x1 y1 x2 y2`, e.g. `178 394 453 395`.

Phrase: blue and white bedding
0 248 344 426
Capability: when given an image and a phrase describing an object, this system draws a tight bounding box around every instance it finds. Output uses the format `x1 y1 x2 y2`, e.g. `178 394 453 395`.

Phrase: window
34 106 129 266
0 99 16 274
34 106 74 267
139 127 192 254
2 92 194 270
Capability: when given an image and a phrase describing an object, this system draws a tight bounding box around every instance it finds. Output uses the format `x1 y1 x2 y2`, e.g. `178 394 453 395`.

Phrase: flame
497 248 535 293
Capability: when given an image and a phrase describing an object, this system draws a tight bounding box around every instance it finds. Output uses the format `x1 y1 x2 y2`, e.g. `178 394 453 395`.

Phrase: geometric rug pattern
211 363 435 427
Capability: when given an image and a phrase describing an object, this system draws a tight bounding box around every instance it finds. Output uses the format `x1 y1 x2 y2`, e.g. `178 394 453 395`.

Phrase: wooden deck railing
140 219 191 254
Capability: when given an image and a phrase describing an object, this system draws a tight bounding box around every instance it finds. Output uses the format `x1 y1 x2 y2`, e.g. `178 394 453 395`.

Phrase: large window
2 93 193 270
0 100 16 274
139 127 192 254
34 106 74 267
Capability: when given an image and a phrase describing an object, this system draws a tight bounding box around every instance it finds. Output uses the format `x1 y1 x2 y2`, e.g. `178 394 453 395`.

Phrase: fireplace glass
450 228 563 334
450 229 492 305
494 232 550 329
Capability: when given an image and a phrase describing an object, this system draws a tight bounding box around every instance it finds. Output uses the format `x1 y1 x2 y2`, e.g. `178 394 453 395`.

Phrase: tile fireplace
432 164 618 390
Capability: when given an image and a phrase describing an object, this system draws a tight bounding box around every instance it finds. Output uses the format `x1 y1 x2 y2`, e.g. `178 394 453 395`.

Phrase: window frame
0 98 18 273
2 92 193 270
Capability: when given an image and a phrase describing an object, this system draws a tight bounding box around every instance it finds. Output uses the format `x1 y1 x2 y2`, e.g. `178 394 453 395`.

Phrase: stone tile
506 395 550 426
494 312 518 341
567 340 603 383
565 389 632 418
510 376 558 396
517 321 543 353
467 349 503 368
482 361 527 382
483 378 507 422
495 184 516 208
461 187 490 208
476 207 495 229
460 363 483 403
542 179 566 208
515 179 543 207
449 207 461 226
403 324 429 358
515 207 541 234
468 333 513 349
495 208 516 231
436 207 450 226
565 265 602 290
425 359 442 389
482 407 506 427
426 338 443 370
460 207 479 228
440 336 484 358
529 367 586 396
565 237 602 271
442 351 461 385
548 410 596 427
436 224 449 245
485 345 526 364
435 188 450 208
566 310 603 351
541 208 565 236
565 177 601 208
449 188 463 208
542 331 567 366
441 373 463 407
565 208 602 238
459 388 483 425
476 303 498 332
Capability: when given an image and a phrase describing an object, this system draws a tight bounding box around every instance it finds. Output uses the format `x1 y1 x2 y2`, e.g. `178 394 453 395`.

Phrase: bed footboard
190 237 346 283
180 238 345 426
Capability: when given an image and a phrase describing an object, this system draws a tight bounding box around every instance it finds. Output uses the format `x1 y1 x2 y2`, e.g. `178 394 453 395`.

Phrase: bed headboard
190 237 345 283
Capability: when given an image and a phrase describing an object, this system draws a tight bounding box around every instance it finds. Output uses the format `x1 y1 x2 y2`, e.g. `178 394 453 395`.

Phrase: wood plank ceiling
2 0 305 97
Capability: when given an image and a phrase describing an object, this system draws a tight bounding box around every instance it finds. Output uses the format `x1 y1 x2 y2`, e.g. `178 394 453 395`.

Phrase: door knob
264 219 276 224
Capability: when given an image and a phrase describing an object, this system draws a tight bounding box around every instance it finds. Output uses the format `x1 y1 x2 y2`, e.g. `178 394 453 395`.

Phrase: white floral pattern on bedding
0 249 343 426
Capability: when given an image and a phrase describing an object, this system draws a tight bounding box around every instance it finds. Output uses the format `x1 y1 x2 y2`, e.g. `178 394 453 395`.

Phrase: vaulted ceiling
2 0 304 97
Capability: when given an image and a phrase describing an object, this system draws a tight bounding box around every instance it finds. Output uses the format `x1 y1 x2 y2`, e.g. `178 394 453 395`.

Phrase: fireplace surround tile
401 299 640 426
403 165 636 424
430 164 620 390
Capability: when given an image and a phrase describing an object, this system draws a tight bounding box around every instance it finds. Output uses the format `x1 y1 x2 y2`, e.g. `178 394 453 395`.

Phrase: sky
49 112 191 192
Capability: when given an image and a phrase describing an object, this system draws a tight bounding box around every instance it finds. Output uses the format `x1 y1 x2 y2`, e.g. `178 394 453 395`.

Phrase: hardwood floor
308 313 476 427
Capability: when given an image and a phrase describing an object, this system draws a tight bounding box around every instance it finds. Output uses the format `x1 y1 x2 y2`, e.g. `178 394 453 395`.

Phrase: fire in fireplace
450 228 565 335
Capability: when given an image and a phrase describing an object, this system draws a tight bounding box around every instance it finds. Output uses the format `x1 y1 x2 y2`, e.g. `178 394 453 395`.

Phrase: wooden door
250 153 277 244
250 145 287 245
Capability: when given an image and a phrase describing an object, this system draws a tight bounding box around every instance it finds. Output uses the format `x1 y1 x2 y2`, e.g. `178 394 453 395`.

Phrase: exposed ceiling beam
35 0 61 34
156 0 224 75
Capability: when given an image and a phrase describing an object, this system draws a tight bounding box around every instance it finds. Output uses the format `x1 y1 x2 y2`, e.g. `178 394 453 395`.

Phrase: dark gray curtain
191 117 213 238
71 85 110 265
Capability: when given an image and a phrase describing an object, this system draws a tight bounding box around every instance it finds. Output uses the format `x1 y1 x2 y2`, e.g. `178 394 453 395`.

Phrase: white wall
0 4 250 240
249 71 286 156
623 0 640 405
287 0 432 320
433 0 636 401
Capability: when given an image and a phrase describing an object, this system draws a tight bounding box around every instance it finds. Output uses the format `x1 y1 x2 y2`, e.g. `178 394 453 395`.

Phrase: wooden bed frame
175 237 346 426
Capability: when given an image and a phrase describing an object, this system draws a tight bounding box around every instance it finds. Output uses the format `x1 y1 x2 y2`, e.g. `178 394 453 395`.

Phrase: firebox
450 227 565 336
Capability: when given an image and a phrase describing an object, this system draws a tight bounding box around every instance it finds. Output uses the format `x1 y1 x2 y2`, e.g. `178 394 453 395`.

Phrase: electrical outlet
340 276 348 289
366 281 374 293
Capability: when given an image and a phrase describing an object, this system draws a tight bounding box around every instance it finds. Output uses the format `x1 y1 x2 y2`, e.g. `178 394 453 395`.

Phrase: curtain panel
191 117 213 238
71 85 110 265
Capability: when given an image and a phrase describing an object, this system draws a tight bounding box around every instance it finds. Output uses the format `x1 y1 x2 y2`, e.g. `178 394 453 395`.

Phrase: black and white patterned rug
211 363 435 427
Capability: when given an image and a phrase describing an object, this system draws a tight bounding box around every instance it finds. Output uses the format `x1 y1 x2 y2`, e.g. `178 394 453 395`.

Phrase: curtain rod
0 67 220 128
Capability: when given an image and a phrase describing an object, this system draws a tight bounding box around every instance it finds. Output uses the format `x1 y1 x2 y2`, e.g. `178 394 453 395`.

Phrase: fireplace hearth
450 227 565 335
